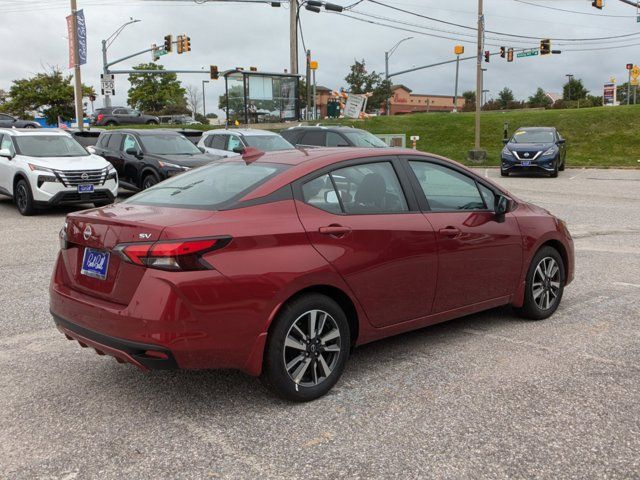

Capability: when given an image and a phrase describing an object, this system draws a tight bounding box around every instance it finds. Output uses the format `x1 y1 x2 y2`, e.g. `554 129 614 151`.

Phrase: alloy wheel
283 309 342 387
16 184 27 212
532 256 561 310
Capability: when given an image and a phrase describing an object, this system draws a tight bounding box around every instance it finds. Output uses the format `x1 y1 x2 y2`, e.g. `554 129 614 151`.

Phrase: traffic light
182 36 191 53
176 35 183 54
592 0 603 9
484 50 490 63
249 66 258 72
540 39 551 55
507 48 514 62
164 35 173 53
210 65 219 80
500 46 506 58
627 63 634 70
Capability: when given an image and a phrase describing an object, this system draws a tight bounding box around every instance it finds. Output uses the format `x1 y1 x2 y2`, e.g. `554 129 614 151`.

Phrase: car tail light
114 237 231 271
97 114 104 122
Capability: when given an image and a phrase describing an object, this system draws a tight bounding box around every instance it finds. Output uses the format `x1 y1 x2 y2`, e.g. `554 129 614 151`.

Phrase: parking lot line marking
613 282 640 288
569 170 585 180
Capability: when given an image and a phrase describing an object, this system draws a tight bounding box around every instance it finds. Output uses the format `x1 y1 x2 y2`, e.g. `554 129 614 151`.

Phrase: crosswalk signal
592 0 603 9
164 35 173 53
484 50 490 63
540 39 551 55
507 48 514 62
500 46 506 58
210 65 219 80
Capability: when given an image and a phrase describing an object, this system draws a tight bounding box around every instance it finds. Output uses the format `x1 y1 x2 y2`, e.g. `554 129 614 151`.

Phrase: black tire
263 293 351 402
105 121 117 127
514 246 565 320
141 171 160 190
500 169 509 177
24 124 36 129
14 179 36 216
146 120 158 125
550 161 559 178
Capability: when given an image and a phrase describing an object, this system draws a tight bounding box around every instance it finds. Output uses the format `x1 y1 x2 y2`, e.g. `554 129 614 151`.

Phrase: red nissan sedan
50 147 574 401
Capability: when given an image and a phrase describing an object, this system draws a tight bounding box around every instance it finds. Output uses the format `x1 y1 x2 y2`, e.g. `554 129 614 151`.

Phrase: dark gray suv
91 107 159 127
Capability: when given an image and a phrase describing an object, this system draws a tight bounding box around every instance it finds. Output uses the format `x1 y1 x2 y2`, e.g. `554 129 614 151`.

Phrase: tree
616 82 637 105
528 87 553 108
185 84 202 118
218 84 245 123
462 90 476 112
563 78 588 101
127 63 187 113
0 68 94 125
497 87 514 109
344 59 392 112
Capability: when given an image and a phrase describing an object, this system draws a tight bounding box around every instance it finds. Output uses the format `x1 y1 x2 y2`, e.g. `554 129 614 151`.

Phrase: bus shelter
223 69 300 125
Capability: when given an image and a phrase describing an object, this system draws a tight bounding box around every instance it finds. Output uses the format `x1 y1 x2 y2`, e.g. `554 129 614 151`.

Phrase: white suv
0 129 118 216
198 129 294 158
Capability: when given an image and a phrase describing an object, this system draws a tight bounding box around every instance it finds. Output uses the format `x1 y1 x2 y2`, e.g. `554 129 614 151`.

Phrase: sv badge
139 233 152 240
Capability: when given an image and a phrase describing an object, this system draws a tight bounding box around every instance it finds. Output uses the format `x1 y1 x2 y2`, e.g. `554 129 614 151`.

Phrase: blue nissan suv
501 127 566 177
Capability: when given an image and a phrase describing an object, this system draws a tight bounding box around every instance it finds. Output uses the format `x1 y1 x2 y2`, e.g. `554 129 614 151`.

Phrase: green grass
327 105 640 168
112 105 640 167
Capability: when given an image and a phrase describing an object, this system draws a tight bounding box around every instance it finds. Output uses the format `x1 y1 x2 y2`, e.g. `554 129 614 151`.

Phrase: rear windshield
140 134 202 155
14 135 88 157
342 130 387 148
126 161 288 210
243 135 294 152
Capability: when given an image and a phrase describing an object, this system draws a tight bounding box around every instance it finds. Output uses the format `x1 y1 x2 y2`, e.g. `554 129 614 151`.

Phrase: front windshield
511 130 555 144
14 135 87 158
139 134 202 155
243 135 294 152
127 161 288 209
343 130 387 148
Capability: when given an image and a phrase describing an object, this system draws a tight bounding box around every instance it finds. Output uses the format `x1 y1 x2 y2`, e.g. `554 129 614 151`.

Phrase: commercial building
387 85 464 115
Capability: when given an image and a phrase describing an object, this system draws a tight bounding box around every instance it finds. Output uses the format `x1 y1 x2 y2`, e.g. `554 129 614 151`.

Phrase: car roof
516 127 556 131
285 125 362 132
0 128 70 137
98 129 184 136
202 128 279 137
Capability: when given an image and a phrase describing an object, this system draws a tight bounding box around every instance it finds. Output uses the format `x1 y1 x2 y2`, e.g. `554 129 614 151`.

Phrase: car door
294 158 438 328
0 134 16 193
404 158 523 313
102 133 125 175
0 114 15 128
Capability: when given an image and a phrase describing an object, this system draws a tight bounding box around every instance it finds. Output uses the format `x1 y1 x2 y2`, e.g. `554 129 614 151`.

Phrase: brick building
387 85 464 115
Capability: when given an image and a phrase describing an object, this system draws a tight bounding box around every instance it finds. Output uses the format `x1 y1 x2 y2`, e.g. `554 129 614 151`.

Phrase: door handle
319 225 352 237
439 226 461 238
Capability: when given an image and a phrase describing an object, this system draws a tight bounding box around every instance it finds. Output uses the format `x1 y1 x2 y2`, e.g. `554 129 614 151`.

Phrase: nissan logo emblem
524 153 530 158
81 173 89 180
83 225 92 240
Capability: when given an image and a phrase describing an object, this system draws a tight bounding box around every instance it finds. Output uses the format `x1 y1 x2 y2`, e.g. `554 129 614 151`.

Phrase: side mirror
125 147 141 157
232 146 245 154
502 138 509 145
325 190 340 205
558 139 566 144
494 194 511 222
0 148 13 159
86 146 96 154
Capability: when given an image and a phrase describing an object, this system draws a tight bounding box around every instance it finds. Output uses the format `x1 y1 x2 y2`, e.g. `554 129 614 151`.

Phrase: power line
513 0 637 18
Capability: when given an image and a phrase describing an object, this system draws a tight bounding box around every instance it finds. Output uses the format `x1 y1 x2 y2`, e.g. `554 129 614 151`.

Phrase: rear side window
326 132 349 147
301 161 408 215
409 161 486 211
300 131 325 146
126 161 289 210
97 134 110 148
0 135 14 154
107 133 122 150
207 135 227 150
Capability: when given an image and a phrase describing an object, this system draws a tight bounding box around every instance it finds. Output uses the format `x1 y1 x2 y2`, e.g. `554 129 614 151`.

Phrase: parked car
198 129 295 158
0 113 40 129
50 147 574 401
90 107 159 127
281 126 388 148
93 129 221 190
0 128 118 215
501 127 566 177
159 115 202 125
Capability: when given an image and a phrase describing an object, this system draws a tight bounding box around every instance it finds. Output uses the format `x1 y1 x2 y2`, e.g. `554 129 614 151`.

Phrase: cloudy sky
0 0 638 116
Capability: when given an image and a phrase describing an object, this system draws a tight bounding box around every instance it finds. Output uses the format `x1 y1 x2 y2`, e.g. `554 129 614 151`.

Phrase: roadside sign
310 61 318 70
344 94 366 119
410 135 420 141
100 73 115 96
516 50 538 58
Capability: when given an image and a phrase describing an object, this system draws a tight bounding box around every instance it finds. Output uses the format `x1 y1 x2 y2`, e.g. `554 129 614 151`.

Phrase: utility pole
202 80 209 117
102 40 111 107
385 51 390 115
453 54 460 113
70 0 84 131
290 0 299 75
306 49 312 120
566 73 573 102
470 0 485 161
627 68 632 105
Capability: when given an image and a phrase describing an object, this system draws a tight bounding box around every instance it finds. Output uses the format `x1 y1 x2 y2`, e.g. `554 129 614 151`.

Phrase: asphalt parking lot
1 168 639 479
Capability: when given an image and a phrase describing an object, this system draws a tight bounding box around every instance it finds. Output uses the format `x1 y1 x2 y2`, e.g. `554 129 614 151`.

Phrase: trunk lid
60 203 214 305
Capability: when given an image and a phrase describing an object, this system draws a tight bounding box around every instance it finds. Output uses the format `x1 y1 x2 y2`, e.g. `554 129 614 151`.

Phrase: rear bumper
53 313 178 370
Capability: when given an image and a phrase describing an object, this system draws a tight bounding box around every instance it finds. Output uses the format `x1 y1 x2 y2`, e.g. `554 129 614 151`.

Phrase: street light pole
453 54 460 113
384 37 413 116
469 0 486 161
290 0 298 75
102 18 141 107
70 0 84 131
202 80 209 117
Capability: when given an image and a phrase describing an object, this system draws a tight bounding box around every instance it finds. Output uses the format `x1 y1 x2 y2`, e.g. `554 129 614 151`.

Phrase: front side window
97 134 109 148
227 135 243 151
139 134 201 155
127 161 288 209
302 174 341 214
0 135 14 154
123 134 140 153
409 161 486 211
326 132 349 147
14 135 87 158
